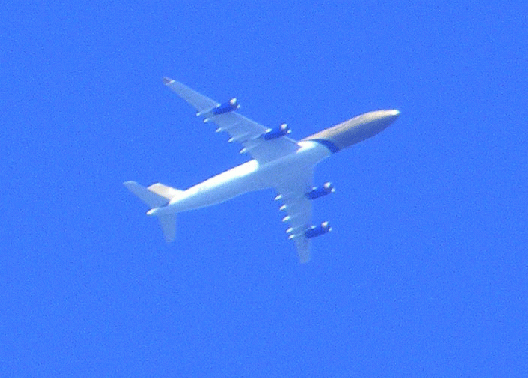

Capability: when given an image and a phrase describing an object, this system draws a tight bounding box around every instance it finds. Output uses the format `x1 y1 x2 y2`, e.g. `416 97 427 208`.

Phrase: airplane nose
378 109 400 127
383 109 400 120
362 109 400 128
302 109 401 151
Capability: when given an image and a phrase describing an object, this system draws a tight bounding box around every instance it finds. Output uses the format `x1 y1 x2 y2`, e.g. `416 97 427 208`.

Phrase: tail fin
123 181 183 242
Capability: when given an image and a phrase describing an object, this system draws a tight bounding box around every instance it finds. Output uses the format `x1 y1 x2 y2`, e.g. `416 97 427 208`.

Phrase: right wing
274 170 315 263
163 77 300 164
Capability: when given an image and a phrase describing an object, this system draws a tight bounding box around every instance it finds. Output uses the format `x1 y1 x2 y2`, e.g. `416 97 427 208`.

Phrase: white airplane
125 77 400 263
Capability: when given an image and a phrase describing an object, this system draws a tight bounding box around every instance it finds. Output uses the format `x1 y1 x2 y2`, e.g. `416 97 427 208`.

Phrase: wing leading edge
163 77 300 164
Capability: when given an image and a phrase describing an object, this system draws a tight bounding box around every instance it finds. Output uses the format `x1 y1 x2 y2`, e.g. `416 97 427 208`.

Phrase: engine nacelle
305 221 332 239
211 98 240 116
262 123 291 140
305 182 335 200
199 98 240 120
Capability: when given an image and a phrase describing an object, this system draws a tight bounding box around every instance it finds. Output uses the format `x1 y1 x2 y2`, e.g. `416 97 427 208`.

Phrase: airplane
124 77 400 263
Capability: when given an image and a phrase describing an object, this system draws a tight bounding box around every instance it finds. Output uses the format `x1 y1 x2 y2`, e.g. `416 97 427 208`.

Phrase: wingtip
162 77 175 85
164 235 177 243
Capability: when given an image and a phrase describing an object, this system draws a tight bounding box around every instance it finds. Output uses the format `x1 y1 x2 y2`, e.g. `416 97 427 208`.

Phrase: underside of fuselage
151 141 331 216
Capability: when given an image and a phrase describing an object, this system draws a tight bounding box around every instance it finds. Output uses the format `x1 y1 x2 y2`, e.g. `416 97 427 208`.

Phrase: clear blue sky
2 1 527 376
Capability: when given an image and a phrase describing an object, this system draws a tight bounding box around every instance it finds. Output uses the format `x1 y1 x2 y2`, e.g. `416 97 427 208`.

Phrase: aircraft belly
153 142 330 216
171 160 266 212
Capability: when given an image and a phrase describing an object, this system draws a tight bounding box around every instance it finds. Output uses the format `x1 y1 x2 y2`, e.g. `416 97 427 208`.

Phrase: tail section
123 181 183 242
124 181 170 208
147 183 183 201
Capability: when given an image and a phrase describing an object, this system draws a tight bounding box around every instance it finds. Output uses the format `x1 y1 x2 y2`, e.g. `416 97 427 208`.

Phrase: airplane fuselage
149 141 331 216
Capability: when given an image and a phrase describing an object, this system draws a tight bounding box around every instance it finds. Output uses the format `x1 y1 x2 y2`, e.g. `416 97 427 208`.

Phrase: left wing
163 77 300 164
274 170 315 263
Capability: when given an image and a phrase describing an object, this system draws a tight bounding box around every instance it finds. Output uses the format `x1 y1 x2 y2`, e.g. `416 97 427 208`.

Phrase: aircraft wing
274 170 315 263
163 77 300 164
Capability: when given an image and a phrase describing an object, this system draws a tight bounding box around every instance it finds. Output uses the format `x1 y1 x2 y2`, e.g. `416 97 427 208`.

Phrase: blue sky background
2 1 527 376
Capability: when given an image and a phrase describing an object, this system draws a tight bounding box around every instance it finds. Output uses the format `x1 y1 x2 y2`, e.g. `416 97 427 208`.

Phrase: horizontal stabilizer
124 181 168 208
158 214 177 242
124 181 178 242
148 183 183 200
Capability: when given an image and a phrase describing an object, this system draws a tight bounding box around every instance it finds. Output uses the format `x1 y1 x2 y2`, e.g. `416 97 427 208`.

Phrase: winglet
163 77 175 85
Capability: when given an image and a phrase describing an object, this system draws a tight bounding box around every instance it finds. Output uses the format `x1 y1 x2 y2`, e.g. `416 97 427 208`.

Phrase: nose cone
385 109 400 122
368 109 400 127
386 109 400 118
372 109 400 133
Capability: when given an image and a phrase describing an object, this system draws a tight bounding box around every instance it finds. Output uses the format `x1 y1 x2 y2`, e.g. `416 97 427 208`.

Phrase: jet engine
305 182 335 199
305 221 332 238
212 98 240 115
199 98 240 120
262 123 291 140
